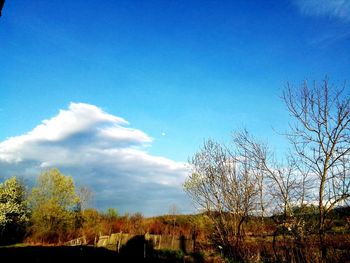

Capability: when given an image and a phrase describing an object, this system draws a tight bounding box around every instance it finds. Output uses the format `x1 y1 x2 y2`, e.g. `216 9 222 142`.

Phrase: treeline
0 168 349 262
0 169 206 245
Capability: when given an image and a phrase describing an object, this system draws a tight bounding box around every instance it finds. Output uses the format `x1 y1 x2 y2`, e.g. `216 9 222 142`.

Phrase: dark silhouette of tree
0 0 5 17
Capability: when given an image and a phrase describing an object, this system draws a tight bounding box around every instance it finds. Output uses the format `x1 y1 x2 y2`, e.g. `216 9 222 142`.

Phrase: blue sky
0 0 350 215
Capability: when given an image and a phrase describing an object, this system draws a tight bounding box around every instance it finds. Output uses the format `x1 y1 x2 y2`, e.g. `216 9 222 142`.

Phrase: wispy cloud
0 103 191 215
294 0 350 21
307 29 350 48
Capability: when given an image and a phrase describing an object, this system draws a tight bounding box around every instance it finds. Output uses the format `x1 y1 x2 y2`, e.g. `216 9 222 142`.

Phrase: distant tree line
0 168 201 245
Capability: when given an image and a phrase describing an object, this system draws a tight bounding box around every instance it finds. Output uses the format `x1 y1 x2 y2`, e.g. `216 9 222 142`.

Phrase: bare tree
78 186 93 214
168 204 179 247
184 79 350 261
234 130 303 219
234 129 323 262
184 139 258 260
283 79 350 257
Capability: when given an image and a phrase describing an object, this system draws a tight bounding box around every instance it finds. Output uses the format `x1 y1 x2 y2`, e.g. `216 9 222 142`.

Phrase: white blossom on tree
0 177 29 229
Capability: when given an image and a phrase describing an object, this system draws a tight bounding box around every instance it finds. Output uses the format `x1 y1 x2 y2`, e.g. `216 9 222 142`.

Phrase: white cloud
294 0 350 21
98 126 152 145
0 102 192 215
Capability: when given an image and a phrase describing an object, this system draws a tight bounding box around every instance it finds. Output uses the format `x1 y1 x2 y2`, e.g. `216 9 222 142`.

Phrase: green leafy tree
29 168 80 243
105 208 119 220
0 176 29 244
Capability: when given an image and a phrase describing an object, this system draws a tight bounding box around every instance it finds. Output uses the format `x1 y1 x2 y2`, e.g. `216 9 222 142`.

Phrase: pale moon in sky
161 132 166 136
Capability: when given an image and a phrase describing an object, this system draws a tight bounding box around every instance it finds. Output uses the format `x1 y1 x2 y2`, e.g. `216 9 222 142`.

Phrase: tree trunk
319 170 327 259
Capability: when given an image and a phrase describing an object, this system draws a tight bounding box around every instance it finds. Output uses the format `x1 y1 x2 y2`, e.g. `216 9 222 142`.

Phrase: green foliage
81 208 102 243
155 249 185 262
29 168 80 243
105 208 118 220
0 176 29 244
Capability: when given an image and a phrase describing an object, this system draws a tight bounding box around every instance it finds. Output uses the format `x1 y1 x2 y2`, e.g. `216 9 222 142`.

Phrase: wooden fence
65 236 87 246
96 233 195 253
